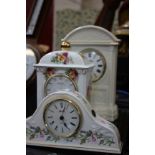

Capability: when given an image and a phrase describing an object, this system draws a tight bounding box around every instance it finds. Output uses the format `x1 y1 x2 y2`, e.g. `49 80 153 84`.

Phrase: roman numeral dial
44 99 81 138
80 48 106 82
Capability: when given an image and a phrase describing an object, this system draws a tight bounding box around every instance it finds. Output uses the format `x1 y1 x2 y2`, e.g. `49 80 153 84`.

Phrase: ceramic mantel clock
62 25 120 121
26 91 122 153
26 44 41 85
34 50 94 106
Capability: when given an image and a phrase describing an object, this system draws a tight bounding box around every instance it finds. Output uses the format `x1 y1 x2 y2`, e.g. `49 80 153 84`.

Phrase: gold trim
61 41 71 51
43 98 82 138
79 48 106 82
44 74 78 96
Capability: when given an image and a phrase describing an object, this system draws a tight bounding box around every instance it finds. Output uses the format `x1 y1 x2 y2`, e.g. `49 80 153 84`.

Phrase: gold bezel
43 98 82 138
44 74 78 96
79 48 106 82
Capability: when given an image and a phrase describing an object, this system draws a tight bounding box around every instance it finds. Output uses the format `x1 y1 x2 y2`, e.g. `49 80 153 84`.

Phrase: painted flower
46 68 55 77
57 54 65 62
91 133 97 142
39 130 45 138
67 69 78 80
51 52 69 64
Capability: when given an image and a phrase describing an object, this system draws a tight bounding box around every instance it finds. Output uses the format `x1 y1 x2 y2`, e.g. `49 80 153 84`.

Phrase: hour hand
64 122 70 130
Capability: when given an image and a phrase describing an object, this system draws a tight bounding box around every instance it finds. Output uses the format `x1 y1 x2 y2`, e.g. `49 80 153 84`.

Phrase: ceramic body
34 51 94 106
63 25 119 121
26 91 122 154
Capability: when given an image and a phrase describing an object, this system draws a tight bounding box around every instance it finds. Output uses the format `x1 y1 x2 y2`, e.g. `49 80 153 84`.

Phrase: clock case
34 50 94 106
26 91 122 154
26 44 41 86
62 25 120 121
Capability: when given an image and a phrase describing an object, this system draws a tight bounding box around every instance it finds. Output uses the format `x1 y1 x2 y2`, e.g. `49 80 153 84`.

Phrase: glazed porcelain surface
26 91 122 153
63 25 119 121
34 50 94 106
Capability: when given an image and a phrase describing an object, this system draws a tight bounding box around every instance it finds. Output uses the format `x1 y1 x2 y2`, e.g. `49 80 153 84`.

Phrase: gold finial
61 41 71 51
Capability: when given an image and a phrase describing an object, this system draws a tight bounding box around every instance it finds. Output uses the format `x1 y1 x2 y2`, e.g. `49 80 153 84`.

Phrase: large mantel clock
34 50 94 106
26 91 122 153
27 45 122 153
62 25 120 121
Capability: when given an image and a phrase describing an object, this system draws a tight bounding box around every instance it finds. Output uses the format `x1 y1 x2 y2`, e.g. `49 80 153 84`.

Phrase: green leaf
30 134 35 140
35 127 40 133
80 138 86 144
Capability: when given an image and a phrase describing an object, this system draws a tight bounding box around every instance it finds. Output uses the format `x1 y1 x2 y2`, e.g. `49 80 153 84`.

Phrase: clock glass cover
80 48 106 82
44 74 78 96
44 99 81 137
26 46 37 81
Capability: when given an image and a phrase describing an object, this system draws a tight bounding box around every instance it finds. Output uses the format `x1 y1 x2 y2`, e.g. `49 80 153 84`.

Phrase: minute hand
62 103 69 113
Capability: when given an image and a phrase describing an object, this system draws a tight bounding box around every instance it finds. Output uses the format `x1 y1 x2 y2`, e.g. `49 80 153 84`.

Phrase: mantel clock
26 91 122 153
62 25 120 121
34 50 94 106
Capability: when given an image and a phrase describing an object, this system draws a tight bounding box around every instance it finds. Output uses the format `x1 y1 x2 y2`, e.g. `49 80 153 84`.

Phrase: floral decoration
44 68 55 78
66 69 78 80
51 52 69 64
77 130 115 146
26 126 59 142
26 126 115 147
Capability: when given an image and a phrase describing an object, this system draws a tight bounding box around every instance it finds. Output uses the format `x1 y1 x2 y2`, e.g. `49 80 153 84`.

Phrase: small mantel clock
34 49 94 106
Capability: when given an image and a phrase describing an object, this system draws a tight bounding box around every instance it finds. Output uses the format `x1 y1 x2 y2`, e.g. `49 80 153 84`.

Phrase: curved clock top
63 25 120 45
39 51 84 65
35 50 94 69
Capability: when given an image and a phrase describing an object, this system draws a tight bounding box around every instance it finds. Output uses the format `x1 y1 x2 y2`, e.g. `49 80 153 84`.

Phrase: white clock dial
44 99 81 137
26 47 37 81
80 48 106 82
44 74 78 96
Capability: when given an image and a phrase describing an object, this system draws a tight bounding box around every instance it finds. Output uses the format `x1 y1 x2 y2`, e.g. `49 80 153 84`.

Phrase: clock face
26 47 37 81
44 99 81 137
44 74 78 96
80 48 106 82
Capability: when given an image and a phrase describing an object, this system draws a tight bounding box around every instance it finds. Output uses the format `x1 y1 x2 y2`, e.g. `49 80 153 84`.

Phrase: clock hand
64 122 70 130
62 107 65 113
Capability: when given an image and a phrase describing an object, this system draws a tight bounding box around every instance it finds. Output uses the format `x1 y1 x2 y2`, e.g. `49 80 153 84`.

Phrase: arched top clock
62 25 120 121
63 25 119 45
34 50 94 106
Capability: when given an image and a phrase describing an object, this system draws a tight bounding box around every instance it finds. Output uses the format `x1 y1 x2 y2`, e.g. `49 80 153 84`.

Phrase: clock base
27 140 121 154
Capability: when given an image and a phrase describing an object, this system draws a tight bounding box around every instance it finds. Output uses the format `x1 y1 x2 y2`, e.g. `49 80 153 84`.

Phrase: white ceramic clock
26 91 122 153
62 25 120 121
34 50 94 106
26 44 41 85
